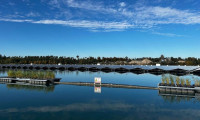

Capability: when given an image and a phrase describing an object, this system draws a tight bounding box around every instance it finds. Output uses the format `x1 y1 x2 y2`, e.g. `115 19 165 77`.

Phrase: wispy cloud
33 20 133 30
135 6 200 25
1 0 200 33
152 32 184 37
0 18 133 31
119 2 126 7
44 0 200 27
26 12 40 17
47 0 134 18
0 18 33 23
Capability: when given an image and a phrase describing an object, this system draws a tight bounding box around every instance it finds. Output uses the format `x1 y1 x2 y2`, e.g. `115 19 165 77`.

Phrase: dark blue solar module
0 64 200 72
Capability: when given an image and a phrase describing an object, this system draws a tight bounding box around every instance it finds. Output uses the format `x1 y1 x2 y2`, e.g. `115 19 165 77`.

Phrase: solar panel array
0 64 199 72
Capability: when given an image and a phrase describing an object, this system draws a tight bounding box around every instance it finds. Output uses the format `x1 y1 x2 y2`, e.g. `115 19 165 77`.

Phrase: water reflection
94 85 101 93
1 69 200 120
159 92 200 105
160 94 194 103
6 82 200 103
1 100 200 120
6 84 55 93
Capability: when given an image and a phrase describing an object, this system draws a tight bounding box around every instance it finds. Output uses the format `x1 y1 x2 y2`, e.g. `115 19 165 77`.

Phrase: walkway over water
55 82 158 90
0 64 200 74
0 77 61 85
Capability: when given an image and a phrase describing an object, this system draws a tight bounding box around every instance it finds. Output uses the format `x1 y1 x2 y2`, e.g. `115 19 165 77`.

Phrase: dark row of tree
0 54 200 65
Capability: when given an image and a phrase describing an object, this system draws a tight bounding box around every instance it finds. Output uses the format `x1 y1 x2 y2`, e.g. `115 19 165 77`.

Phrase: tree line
0 54 200 65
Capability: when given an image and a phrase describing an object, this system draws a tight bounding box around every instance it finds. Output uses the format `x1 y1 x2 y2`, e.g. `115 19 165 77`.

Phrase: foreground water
1 70 200 120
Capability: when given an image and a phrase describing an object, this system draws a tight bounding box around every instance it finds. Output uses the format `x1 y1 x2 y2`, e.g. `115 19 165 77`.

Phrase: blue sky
0 0 200 58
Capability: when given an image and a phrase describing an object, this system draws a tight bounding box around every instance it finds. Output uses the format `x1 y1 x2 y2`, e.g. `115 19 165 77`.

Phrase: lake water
1 70 200 120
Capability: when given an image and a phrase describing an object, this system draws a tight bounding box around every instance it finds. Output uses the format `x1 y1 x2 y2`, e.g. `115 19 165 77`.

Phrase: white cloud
26 12 40 17
33 20 133 30
124 6 200 29
50 0 200 25
49 0 60 8
65 0 118 14
152 32 184 37
0 19 133 31
0 19 33 23
119 2 126 7
62 0 134 18
135 6 200 24
2 0 200 34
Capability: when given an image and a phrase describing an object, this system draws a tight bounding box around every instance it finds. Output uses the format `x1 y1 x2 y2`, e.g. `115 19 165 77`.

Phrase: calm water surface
0 70 200 120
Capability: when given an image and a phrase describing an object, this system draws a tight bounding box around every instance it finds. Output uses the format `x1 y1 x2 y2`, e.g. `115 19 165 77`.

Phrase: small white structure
156 64 161 66
58 63 62 65
30 63 33 65
97 63 101 66
94 77 101 85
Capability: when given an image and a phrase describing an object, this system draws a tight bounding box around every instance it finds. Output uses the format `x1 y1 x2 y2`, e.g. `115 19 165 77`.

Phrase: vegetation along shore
0 54 200 65
7 70 55 79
